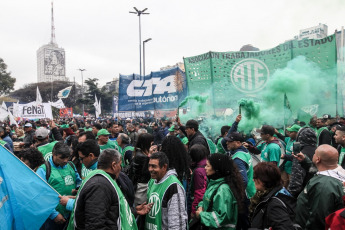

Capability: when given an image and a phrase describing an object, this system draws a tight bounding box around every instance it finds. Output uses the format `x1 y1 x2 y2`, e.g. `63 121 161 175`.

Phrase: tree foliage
10 81 82 109
77 78 113 115
0 58 16 95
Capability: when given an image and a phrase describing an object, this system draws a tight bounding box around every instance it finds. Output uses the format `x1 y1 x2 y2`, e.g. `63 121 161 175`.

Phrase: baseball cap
185 120 198 130
35 127 50 140
97 129 110 138
336 125 345 132
286 124 301 133
24 123 32 127
224 132 244 142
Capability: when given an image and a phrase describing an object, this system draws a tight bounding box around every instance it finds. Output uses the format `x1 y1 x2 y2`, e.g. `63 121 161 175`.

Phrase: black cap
224 132 244 142
186 120 199 131
336 125 345 132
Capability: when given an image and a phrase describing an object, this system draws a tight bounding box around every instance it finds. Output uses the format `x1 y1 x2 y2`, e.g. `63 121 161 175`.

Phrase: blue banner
118 67 188 112
0 145 59 230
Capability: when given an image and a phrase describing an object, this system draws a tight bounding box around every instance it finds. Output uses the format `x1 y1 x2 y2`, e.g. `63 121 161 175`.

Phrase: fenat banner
13 102 53 119
118 67 188 112
183 34 338 115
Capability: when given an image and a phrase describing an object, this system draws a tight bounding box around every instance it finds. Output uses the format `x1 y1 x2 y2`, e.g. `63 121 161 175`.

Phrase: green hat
60 124 69 129
84 127 92 132
181 137 188 145
168 125 175 132
97 129 110 138
287 124 301 133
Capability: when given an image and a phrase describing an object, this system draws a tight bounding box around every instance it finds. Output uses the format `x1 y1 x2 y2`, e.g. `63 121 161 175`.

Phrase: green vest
40 162 77 217
38 141 58 161
67 170 137 230
284 137 295 174
232 151 256 198
123 145 134 166
145 175 183 230
339 147 345 165
316 127 329 145
99 140 116 151
0 140 7 147
207 138 217 154
216 138 226 154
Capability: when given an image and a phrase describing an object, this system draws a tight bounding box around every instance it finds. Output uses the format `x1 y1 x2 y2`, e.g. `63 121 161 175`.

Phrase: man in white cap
21 122 35 147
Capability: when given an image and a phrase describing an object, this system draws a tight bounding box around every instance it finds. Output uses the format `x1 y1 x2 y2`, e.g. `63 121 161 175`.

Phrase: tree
0 58 16 95
77 78 113 116
10 81 82 109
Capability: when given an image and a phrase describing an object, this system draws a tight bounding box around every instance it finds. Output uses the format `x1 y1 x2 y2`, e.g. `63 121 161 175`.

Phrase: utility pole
129 7 149 77
78 69 86 116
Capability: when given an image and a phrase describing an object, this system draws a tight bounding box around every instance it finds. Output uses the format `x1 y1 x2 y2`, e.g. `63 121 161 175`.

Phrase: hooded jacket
198 177 238 230
287 127 317 197
251 186 296 230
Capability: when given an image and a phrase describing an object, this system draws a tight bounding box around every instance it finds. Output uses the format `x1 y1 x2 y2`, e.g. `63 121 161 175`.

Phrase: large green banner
183 34 338 117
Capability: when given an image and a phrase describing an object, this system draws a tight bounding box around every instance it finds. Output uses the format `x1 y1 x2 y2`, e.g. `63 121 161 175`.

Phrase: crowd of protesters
2 113 345 229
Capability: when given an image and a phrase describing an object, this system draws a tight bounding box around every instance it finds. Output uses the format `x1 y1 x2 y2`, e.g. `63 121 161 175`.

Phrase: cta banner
13 102 53 119
118 67 188 112
59 108 73 118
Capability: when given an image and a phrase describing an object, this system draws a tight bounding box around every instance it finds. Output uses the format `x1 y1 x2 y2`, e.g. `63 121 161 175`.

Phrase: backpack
44 161 75 181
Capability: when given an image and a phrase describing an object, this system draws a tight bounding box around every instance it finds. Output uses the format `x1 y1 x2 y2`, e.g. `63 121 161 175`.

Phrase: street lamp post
78 69 86 116
129 7 149 77
143 38 152 76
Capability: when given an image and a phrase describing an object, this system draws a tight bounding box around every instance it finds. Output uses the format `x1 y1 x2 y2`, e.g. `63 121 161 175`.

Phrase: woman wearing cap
195 153 244 229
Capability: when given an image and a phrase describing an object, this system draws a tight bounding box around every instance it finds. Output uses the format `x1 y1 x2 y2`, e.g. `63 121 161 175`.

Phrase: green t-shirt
257 141 282 164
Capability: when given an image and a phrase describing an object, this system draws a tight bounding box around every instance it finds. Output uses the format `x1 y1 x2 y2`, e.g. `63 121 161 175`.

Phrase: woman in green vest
195 153 244 229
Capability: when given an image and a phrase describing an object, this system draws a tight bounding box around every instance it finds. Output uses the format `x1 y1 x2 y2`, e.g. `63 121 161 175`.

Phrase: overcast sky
1 0 344 90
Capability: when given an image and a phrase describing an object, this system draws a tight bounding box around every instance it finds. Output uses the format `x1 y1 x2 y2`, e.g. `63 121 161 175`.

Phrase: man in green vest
97 129 116 151
225 132 255 230
36 142 82 230
316 118 332 146
145 152 188 230
35 125 62 161
67 149 139 230
59 139 101 213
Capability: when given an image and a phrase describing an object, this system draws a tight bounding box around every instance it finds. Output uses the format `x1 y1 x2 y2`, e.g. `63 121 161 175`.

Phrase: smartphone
293 142 301 154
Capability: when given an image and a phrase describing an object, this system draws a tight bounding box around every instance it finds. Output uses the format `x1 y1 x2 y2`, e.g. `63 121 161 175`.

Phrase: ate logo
148 192 161 218
230 58 269 93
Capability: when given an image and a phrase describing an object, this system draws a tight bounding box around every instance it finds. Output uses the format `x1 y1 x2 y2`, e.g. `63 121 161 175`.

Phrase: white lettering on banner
126 75 177 97
230 59 269 93
153 95 178 103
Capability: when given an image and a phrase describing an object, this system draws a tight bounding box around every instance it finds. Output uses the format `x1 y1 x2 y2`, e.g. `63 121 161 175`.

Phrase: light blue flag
0 145 59 230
